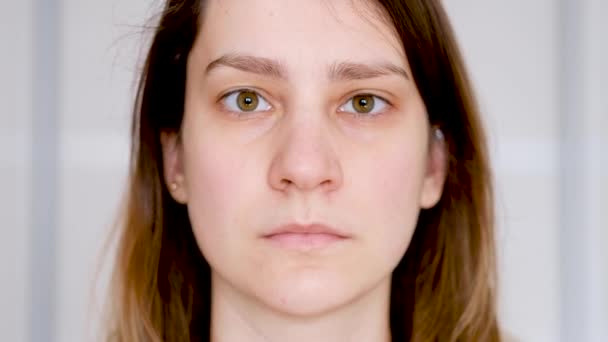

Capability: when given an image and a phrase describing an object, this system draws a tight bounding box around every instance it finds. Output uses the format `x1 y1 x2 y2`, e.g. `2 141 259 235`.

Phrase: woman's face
163 0 446 317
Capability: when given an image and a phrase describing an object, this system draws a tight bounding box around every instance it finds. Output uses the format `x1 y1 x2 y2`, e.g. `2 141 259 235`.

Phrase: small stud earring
170 182 178 191
433 127 445 141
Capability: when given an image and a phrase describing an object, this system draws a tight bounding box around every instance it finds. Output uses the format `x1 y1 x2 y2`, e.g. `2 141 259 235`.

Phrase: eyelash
218 88 393 118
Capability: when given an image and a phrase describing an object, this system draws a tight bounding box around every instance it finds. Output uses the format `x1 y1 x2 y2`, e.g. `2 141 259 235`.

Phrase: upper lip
263 223 351 238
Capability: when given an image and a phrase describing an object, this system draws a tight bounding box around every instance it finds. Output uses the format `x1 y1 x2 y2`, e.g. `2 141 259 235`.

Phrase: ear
419 127 448 209
160 131 188 204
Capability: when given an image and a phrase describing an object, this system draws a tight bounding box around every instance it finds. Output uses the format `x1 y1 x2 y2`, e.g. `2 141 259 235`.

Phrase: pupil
237 91 258 111
353 95 374 113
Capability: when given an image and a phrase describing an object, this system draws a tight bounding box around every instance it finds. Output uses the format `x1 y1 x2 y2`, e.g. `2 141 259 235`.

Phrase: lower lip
264 232 347 250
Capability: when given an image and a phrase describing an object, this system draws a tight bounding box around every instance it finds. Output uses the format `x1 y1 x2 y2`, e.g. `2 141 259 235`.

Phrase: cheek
383 153 425 215
181 133 255 262
354 141 428 263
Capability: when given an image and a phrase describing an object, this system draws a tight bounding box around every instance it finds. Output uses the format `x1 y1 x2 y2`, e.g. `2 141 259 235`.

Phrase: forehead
195 0 406 68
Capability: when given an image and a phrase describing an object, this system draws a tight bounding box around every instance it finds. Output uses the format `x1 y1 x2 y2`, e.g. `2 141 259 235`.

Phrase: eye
338 94 388 116
222 89 272 113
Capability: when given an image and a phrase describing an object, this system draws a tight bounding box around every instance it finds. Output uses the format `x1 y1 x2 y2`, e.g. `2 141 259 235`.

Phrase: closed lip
262 223 351 239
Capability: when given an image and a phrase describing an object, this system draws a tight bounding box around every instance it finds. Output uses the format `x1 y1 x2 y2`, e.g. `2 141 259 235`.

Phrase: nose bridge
267 104 343 194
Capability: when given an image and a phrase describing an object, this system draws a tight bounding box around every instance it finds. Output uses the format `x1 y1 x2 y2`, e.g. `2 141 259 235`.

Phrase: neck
209 272 393 342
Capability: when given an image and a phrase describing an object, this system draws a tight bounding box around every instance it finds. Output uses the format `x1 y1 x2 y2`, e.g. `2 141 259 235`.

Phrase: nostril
281 179 293 188
320 179 333 187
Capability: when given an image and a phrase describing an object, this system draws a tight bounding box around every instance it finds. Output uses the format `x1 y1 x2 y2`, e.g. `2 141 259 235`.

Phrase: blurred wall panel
573 0 607 339
0 0 32 341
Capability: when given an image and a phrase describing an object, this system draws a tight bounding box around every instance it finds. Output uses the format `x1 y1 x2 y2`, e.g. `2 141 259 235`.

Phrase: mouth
262 223 351 250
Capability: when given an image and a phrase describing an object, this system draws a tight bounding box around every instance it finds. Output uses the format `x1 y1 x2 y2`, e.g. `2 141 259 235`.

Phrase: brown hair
106 0 500 341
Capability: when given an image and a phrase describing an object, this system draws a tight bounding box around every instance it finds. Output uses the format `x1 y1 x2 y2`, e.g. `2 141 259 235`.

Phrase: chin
255 270 360 318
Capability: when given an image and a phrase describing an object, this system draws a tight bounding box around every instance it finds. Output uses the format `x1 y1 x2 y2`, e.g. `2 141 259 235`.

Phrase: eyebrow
328 61 410 81
205 53 409 81
205 54 286 79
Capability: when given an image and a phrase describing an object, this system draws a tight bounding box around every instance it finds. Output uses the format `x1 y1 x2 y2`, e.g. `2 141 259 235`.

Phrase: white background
1 0 605 341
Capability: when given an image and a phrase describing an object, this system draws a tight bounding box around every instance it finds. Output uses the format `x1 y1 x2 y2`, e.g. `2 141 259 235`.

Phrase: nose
267 116 343 194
